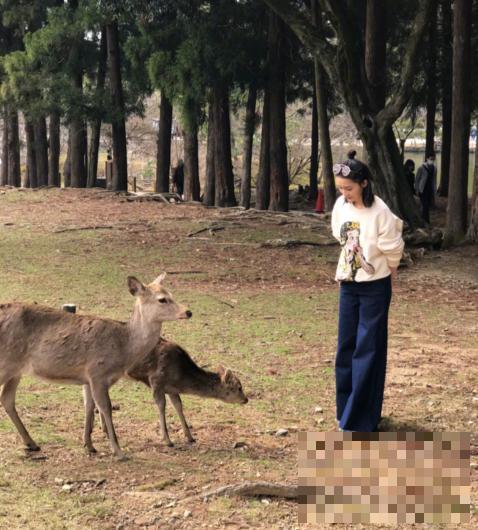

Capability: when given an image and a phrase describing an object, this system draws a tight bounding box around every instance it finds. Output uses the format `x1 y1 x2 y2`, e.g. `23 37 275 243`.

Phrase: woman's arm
377 208 405 273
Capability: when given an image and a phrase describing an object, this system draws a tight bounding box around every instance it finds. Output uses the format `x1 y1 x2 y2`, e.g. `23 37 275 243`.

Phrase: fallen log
403 228 443 248
261 238 337 248
53 225 114 233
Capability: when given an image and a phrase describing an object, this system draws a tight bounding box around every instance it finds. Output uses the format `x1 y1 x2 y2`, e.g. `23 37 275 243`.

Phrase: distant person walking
415 152 437 224
171 159 184 196
403 159 416 196
331 151 404 432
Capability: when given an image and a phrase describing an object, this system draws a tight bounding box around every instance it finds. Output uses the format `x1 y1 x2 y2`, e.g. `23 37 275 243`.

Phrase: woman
331 150 404 432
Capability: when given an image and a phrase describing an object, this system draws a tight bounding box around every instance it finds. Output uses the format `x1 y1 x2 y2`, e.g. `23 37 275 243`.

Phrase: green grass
0 481 114 530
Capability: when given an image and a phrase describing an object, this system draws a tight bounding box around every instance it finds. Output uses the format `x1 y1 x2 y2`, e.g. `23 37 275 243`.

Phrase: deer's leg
89 381 126 460
82 384 97 454
153 387 173 447
0 377 40 451
168 394 195 443
99 412 108 435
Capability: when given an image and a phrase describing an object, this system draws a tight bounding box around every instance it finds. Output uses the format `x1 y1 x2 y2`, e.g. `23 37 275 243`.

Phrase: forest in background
0 0 477 244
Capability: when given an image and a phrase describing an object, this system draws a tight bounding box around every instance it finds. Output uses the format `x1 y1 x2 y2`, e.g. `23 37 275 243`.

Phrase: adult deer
0 274 191 459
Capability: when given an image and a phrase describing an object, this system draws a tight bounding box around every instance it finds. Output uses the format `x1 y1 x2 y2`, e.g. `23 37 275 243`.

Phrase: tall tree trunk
365 0 387 108
48 113 60 186
106 21 128 191
1 111 8 186
240 83 257 209
315 63 335 210
25 120 36 188
87 121 100 188
213 81 236 207
267 11 288 212
467 117 478 242
425 0 438 156
155 92 173 192
87 27 107 188
439 0 452 197
34 116 49 187
255 90 270 209
308 80 319 202
63 133 71 187
183 119 200 201
360 123 423 227
68 0 86 188
444 0 472 246
7 110 20 187
312 1 334 210
70 121 86 187
203 98 215 206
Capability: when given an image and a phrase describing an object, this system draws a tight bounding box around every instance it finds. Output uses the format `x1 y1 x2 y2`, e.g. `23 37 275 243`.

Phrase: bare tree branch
378 0 434 126
261 0 338 84
318 0 371 108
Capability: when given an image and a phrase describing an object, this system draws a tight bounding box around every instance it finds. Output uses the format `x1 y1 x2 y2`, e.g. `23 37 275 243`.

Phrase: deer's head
128 273 192 322
217 366 248 404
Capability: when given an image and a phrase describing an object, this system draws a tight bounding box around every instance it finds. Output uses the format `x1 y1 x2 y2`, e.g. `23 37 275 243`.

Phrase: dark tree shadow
377 416 432 433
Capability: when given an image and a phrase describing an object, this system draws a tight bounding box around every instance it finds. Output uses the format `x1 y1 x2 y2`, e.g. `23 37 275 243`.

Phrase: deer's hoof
26 443 41 452
165 441 174 448
116 454 129 462
86 446 97 454
187 437 196 444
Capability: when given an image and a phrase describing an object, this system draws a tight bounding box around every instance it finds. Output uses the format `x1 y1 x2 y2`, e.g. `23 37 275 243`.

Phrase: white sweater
331 195 405 282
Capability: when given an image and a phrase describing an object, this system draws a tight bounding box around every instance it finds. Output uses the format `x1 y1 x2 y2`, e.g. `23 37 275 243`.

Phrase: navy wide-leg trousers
336 276 392 432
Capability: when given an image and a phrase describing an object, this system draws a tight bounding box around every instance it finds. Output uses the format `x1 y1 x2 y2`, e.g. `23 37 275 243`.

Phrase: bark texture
213 82 236 207
183 121 200 201
255 90 270 210
203 98 215 206
444 0 472 245
87 27 107 188
155 93 173 193
107 21 128 191
48 113 60 186
267 10 288 212
34 117 48 187
240 84 257 209
439 0 452 196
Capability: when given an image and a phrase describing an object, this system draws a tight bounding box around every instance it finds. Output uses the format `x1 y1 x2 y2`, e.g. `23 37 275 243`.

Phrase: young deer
95 339 247 447
0 274 191 459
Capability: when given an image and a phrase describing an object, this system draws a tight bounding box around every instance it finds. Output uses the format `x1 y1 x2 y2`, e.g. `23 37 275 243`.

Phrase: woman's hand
389 266 398 281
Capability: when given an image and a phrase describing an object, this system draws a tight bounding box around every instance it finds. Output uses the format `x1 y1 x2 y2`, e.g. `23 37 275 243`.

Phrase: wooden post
105 160 113 190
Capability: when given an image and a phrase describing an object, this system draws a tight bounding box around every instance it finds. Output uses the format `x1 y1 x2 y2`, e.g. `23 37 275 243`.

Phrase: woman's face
335 177 366 206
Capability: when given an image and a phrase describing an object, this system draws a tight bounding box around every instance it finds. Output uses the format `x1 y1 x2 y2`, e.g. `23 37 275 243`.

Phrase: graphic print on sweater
338 221 376 281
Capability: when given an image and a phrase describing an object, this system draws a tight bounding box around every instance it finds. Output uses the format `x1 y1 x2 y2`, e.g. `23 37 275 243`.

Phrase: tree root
181 481 298 503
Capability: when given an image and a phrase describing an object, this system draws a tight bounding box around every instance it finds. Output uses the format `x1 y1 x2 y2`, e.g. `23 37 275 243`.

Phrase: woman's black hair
404 158 415 170
341 150 375 207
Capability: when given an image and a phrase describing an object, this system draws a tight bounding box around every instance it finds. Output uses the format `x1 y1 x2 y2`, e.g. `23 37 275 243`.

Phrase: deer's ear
152 272 167 285
128 276 146 296
217 365 226 378
221 368 233 383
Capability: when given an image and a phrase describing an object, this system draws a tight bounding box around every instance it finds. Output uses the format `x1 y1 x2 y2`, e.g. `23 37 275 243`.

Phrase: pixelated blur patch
298 432 470 525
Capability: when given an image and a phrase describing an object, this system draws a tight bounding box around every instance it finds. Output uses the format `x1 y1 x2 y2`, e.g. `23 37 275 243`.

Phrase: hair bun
347 150 357 159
